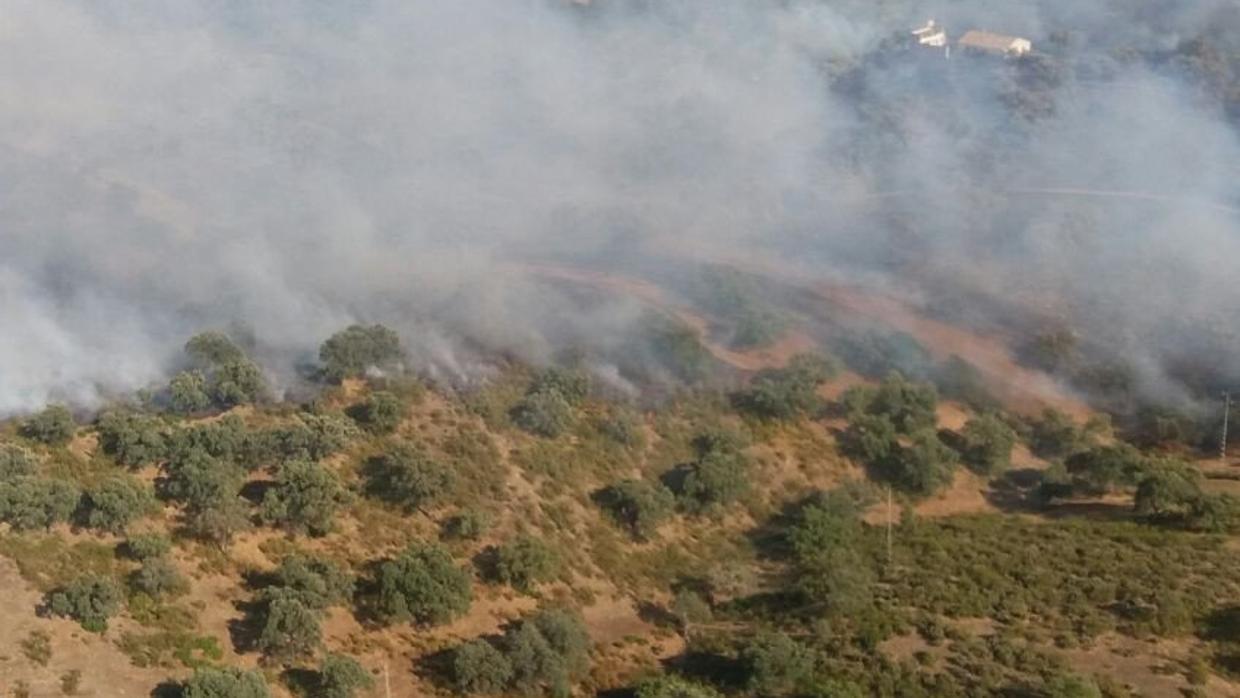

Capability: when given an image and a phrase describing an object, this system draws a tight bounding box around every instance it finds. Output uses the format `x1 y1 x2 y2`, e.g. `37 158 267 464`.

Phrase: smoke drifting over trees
1 0 1238 414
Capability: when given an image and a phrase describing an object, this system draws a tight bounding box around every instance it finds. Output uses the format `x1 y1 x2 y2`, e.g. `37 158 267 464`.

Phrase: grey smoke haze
1 0 1238 414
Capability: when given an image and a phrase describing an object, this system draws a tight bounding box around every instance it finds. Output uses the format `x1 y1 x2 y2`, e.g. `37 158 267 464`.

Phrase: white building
957 30 1033 57
911 19 948 48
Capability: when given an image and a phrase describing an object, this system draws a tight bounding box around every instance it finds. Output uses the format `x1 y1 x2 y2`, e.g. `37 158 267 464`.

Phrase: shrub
495 536 561 593
376 543 472 625
97 409 169 467
847 373 939 434
257 596 321 663
46 575 124 632
364 444 454 511
183 667 271 698
1029 409 1094 460
130 556 188 599
443 509 492 541
210 359 266 408
82 476 158 533
839 413 898 465
598 479 676 540
529 367 590 406
60 669 83 695
635 675 722 698
1065 444 1150 495
124 533 173 561
162 448 249 542
185 332 246 366
511 389 575 438
958 413 1017 476
0 477 81 531
319 324 404 382
22 405 76 446
505 608 591 697
670 589 712 633
349 391 406 434
453 639 514 694
318 653 374 698
20 629 52 666
261 460 350 536
788 489 874 615
677 443 749 513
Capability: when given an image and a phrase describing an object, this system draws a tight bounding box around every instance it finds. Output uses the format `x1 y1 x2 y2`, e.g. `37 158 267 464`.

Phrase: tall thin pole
1222 392 1232 464
384 659 392 698
886 486 893 565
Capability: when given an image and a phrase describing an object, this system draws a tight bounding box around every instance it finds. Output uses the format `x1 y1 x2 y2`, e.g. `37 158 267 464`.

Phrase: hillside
2 266 1240 698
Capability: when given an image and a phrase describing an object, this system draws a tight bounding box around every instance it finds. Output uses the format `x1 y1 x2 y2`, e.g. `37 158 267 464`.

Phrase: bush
376 543 472 625
210 359 266 408
735 353 840 419
183 667 271 698
676 437 750 513
257 596 321 663
634 675 722 698
1028 409 1096 460
443 509 492 541
511 389 575 438
20 629 52 666
364 444 454 511
82 476 157 533
349 391 406 434
959 413 1017 476
318 653 374 698
740 632 815 697
185 332 246 366
97 409 169 467
788 488 874 615
843 373 938 434
22 405 76 446
529 367 590 406
839 413 898 465
130 556 188 599
598 479 676 540
162 448 249 542
319 324 404 382
495 536 561 593
0 443 38 480
261 460 350 536
46 575 124 632
1065 444 1151 495
0 477 81 531
124 533 173 561
453 639 514 694
266 554 355 611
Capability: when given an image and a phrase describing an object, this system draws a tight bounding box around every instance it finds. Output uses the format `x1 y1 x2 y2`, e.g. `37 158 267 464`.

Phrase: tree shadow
637 600 679 631
227 598 268 654
281 667 320 698
1201 605 1240 643
413 645 459 691
239 479 274 506
150 680 183 698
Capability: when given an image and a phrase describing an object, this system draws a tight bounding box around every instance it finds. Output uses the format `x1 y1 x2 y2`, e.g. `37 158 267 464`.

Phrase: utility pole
886 485 893 565
1223 392 1232 464
384 659 392 698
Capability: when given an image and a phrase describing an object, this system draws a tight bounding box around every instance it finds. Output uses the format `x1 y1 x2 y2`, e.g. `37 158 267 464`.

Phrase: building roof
957 30 1024 52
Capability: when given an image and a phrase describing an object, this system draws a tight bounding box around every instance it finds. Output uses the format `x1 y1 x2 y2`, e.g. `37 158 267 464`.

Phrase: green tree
958 413 1017 476
82 475 157 533
884 430 958 497
169 370 212 414
349 390 406 434
634 675 722 698
185 331 246 367
96 409 169 467
261 460 350 536
670 588 712 637
1029 408 1092 460
453 639 514 695
677 437 750 513
22 405 75 446
183 667 271 698
210 359 266 408
504 608 591 698
529 367 590 406
257 596 321 663
319 324 404 382
376 543 472 625
0 477 81 531
163 448 250 542
318 653 374 698
266 554 355 611
46 575 124 632
442 509 492 541
788 489 874 615
839 413 898 465
0 443 38 480
736 353 840 419
495 536 561 593
598 479 675 540
364 444 454 511
740 632 815 697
